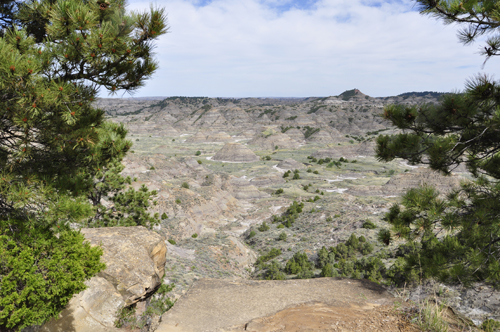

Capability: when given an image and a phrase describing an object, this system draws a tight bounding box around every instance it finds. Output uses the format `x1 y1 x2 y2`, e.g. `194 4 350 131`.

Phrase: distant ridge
397 91 446 98
337 89 367 101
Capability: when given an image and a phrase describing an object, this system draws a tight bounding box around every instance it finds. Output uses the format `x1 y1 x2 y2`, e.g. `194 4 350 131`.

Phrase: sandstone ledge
38 226 167 332
157 278 394 332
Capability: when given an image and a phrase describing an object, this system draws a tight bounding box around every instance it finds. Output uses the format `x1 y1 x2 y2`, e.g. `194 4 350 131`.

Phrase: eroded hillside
98 91 478 304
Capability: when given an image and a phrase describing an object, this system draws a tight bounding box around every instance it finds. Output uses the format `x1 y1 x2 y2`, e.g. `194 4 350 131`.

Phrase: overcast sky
110 0 500 98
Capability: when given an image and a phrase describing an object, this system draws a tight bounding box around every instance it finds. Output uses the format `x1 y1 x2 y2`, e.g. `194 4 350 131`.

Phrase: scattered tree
376 0 500 287
0 0 168 329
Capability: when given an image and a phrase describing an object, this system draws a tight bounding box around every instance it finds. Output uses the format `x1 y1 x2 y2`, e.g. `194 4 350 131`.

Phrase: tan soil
157 278 398 332
229 303 421 332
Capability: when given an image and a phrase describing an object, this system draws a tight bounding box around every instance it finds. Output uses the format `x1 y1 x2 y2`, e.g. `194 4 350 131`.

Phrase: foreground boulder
156 278 396 332
38 226 167 332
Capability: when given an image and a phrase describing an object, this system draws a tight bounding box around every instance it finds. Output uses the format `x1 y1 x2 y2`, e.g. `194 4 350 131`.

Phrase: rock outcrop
313 141 376 159
249 173 285 187
276 158 305 170
156 278 395 332
212 143 259 162
39 226 167 332
282 128 304 141
186 131 232 143
248 132 300 150
229 177 269 200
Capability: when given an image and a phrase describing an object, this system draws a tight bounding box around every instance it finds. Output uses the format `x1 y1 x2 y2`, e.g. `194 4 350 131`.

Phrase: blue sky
109 0 500 98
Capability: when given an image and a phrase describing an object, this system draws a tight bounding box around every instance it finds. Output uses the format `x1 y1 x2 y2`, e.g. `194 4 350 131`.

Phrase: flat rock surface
157 278 396 332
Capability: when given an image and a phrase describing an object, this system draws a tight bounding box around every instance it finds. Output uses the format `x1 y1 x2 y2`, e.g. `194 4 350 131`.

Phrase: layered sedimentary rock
276 158 305 170
212 143 259 162
229 177 269 200
283 128 304 141
248 132 301 150
313 141 376 159
39 227 167 332
250 173 285 187
186 131 232 143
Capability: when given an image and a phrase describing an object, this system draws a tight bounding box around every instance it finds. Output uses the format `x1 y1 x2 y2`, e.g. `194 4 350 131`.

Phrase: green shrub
161 212 168 220
195 150 201 156
377 228 391 245
0 227 105 330
386 257 419 286
197 160 202 164
307 168 312 173
277 224 284 229
285 251 313 275
292 172 300 180
283 170 291 178
278 232 287 241
114 305 137 328
181 182 189 189
191 233 198 238
362 220 377 229
258 222 270 232
275 188 284 195
116 282 176 328
334 243 355 260
313 170 319 174
168 239 176 245
346 233 360 250
482 319 500 332
317 246 331 268
248 230 256 239
264 260 286 280
175 198 181 204
320 263 339 277
256 248 282 267
296 268 315 279
146 283 175 315
360 242 374 255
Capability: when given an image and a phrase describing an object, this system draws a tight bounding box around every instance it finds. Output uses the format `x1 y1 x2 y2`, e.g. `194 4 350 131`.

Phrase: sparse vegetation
362 220 377 229
258 222 270 232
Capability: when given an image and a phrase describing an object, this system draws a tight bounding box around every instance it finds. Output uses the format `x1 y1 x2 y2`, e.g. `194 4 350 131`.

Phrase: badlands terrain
95 89 498 330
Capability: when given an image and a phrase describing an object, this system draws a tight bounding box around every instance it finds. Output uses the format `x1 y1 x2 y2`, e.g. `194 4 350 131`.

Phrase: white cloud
112 0 500 98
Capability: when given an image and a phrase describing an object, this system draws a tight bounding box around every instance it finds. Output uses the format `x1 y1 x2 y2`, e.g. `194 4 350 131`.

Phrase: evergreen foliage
285 251 314 278
264 260 286 280
258 221 270 232
271 200 304 228
0 0 167 329
376 0 500 287
255 248 282 268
